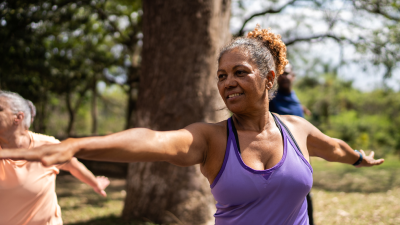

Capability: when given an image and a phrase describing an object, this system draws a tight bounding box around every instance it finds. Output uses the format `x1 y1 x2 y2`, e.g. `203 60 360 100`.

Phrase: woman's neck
232 109 273 133
0 128 31 149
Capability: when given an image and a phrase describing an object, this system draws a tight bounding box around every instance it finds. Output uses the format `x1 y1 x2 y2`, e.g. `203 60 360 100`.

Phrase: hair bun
247 26 289 75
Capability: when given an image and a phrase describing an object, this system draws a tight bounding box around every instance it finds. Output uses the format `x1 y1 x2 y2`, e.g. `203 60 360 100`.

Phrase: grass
57 155 400 224
56 176 129 224
311 155 400 224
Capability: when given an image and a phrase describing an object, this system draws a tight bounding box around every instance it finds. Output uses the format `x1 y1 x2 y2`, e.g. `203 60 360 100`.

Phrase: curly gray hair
0 91 32 129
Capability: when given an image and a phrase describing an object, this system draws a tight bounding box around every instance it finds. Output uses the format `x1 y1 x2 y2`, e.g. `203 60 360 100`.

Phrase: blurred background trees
0 0 142 135
231 0 400 81
1 0 399 143
295 72 400 158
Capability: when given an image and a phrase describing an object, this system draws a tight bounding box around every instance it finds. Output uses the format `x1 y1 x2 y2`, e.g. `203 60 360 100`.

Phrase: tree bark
122 0 231 224
125 66 140 129
91 77 98 135
65 92 75 136
33 92 48 133
65 86 89 137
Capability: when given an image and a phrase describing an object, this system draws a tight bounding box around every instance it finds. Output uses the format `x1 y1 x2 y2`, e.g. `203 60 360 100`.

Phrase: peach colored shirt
0 132 63 225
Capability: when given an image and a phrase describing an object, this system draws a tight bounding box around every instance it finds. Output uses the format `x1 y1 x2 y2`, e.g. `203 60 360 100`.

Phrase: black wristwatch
352 150 363 166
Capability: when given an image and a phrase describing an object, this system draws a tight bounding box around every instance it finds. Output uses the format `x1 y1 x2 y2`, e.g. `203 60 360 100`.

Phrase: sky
230 0 400 91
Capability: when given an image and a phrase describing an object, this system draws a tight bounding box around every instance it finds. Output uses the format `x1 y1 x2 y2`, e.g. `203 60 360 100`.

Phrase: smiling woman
0 27 384 225
218 27 288 99
0 91 110 225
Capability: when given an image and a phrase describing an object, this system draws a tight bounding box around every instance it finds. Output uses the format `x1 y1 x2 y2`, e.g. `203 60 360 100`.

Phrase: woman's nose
225 75 237 88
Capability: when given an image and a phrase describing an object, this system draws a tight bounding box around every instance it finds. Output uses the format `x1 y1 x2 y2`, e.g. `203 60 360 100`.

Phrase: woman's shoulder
273 114 316 137
29 131 60 147
184 120 227 136
274 114 308 126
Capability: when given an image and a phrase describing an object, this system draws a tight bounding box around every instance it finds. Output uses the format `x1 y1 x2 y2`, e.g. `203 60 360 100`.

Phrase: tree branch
351 0 400 22
284 33 357 46
236 0 298 36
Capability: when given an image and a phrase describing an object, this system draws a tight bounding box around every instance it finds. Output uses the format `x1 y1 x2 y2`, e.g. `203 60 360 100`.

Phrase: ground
57 156 400 225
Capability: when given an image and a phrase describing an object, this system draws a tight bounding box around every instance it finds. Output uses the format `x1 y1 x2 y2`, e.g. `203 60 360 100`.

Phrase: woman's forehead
219 49 254 68
0 97 10 108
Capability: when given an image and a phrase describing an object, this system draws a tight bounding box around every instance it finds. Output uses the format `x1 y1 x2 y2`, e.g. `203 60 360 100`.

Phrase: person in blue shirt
269 64 311 117
269 64 314 224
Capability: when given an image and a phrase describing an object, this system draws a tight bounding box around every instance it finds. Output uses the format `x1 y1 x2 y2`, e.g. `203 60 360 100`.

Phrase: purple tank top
210 116 313 224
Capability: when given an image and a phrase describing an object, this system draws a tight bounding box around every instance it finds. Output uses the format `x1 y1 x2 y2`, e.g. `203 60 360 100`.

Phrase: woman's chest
0 161 56 196
211 137 312 206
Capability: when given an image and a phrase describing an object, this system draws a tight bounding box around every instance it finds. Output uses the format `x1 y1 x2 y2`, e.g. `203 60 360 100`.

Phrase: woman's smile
227 92 244 99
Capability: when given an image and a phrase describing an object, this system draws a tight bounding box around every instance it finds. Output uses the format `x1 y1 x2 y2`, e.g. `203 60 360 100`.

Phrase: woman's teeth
228 93 242 98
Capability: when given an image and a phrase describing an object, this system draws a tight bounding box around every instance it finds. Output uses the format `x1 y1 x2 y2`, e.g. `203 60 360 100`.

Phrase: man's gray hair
0 91 32 129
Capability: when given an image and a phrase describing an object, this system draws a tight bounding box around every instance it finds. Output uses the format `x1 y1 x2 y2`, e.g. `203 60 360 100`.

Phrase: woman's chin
227 105 248 115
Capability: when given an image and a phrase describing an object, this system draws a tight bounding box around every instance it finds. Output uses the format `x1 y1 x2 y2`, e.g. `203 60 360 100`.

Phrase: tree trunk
65 92 75 137
125 66 140 129
122 0 231 224
91 77 98 135
33 93 48 133
65 85 90 136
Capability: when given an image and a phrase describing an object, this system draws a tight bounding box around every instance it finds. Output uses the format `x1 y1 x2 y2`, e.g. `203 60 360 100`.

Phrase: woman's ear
14 112 24 125
265 71 275 90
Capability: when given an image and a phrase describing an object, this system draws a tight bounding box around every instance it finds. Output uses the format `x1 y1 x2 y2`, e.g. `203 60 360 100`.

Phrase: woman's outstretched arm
282 115 384 167
0 123 210 167
305 121 384 167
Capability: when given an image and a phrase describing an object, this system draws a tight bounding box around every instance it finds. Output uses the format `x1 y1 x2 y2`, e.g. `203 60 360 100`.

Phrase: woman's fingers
42 154 64 167
94 176 110 197
96 176 110 190
375 158 384 165
367 150 375 158
358 149 384 167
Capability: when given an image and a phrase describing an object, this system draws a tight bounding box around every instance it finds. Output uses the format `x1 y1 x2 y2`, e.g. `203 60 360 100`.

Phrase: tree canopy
1 0 399 147
0 0 142 133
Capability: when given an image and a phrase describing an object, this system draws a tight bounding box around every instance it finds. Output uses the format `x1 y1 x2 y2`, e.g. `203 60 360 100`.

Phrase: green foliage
295 74 400 156
352 0 400 78
0 0 142 134
45 83 127 137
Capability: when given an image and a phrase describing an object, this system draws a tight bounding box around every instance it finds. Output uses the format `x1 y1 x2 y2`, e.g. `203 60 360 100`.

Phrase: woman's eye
218 74 226 79
236 70 245 75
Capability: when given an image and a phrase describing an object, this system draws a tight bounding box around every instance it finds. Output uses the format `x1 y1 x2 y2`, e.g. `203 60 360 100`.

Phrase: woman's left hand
93 176 110 197
355 150 384 168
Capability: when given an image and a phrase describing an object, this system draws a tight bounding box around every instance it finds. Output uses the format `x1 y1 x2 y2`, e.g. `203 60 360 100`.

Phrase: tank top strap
210 118 235 188
227 117 234 137
271 113 313 173
228 117 243 153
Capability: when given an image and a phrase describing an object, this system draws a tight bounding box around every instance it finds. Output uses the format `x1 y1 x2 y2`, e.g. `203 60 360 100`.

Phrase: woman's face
0 97 16 135
217 48 271 114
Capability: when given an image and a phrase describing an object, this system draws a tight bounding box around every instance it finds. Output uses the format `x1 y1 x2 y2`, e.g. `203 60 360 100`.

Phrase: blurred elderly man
270 64 311 117
0 91 109 225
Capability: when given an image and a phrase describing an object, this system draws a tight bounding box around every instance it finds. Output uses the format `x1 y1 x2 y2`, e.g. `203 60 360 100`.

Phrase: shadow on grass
313 167 400 193
66 215 153 225
60 190 126 211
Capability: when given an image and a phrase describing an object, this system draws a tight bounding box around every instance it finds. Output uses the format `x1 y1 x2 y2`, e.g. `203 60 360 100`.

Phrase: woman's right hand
0 138 79 166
